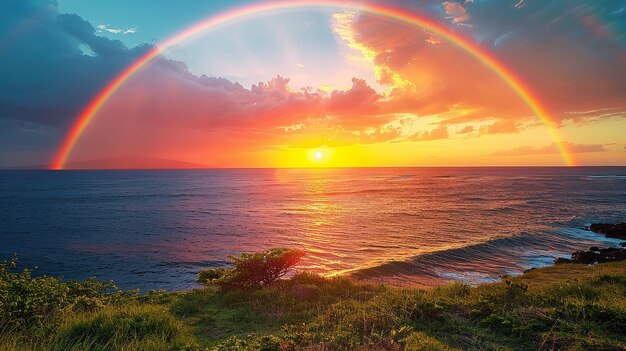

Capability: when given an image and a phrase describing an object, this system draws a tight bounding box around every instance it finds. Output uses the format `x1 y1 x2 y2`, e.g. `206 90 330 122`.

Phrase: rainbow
50 0 576 169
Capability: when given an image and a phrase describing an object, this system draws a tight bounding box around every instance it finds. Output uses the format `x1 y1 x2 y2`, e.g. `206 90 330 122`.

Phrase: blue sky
57 0 377 88
57 0 248 47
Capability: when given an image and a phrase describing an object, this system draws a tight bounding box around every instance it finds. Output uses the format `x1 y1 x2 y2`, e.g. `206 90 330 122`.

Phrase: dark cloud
0 1 149 128
462 0 626 120
0 0 153 165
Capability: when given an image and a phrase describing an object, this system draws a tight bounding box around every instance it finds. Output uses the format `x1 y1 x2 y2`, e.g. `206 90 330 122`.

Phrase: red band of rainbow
50 1 575 169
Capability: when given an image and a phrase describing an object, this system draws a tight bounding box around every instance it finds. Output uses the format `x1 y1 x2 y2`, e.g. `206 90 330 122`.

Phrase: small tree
197 248 305 290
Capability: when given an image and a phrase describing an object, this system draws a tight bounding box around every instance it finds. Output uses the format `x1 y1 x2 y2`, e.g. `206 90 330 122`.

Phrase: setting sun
307 149 332 165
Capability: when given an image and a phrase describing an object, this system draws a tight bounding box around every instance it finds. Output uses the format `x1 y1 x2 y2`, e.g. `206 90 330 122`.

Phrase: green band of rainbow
50 0 575 169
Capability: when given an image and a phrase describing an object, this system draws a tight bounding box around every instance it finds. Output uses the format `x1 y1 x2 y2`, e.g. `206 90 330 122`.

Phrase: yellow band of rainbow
50 0 575 169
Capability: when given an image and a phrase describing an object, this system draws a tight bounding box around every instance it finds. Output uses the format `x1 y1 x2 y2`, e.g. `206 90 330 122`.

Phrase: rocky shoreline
589 222 626 240
555 221 626 265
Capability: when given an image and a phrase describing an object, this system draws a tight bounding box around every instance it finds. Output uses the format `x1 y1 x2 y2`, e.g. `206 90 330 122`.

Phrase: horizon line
4 165 626 171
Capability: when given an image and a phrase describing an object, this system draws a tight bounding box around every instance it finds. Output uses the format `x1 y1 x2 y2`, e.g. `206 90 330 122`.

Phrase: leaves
197 248 305 290
0 256 138 329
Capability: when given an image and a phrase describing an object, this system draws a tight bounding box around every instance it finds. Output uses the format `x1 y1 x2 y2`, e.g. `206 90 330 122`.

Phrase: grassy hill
2 258 626 350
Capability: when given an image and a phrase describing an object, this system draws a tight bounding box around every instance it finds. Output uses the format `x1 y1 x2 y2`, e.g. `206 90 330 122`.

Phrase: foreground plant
2 250 626 350
197 248 305 290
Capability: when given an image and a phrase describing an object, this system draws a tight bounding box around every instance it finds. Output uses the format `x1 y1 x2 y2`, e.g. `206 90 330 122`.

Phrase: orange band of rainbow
50 1 575 169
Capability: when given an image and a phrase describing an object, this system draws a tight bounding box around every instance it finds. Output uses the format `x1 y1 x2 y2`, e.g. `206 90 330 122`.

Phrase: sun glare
307 149 331 164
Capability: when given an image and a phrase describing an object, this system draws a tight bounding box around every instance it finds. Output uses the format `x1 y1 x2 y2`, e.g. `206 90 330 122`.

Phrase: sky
1 0 625 168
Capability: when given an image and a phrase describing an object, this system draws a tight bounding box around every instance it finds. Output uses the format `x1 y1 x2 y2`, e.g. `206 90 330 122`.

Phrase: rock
571 250 601 264
589 222 626 239
555 246 626 265
554 257 572 265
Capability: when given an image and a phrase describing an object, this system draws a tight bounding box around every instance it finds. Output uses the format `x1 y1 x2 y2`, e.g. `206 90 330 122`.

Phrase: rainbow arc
50 1 575 169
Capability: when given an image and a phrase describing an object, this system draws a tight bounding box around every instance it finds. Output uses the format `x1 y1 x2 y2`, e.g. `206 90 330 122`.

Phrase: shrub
71 296 104 313
198 248 305 290
0 256 69 327
0 256 138 329
197 267 231 286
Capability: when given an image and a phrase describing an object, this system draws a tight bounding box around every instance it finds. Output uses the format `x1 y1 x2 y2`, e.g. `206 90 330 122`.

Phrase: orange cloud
338 12 528 124
443 1 470 24
408 124 449 142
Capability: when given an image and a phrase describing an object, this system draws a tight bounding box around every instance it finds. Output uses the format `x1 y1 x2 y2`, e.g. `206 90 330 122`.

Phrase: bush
0 256 69 327
0 256 138 329
198 248 304 290
71 296 104 313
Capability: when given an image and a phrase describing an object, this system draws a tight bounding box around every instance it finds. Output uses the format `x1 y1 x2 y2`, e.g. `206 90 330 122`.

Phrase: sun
314 151 323 161
307 148 332 164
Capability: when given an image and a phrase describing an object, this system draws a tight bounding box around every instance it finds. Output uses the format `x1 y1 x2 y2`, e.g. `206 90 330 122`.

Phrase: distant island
10 156 212 170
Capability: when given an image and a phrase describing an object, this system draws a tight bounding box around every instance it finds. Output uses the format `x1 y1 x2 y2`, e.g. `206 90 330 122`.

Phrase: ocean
1 167 625 291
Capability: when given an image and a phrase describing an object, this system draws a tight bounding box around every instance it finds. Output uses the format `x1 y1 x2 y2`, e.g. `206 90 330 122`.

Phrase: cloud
443 1 470 24
0 1 149 128
459 0 626 121
0 0 152 165
457 125 474 134
332 11 530 125
408 124 449 142
340 1 626 128
514 0 527 10
96 24 137 35
479 120 521 135
83 69 403 150
491 142 608 157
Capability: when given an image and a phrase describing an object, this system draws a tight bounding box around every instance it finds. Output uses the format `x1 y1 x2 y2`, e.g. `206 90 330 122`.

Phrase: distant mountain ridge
15 156 212 170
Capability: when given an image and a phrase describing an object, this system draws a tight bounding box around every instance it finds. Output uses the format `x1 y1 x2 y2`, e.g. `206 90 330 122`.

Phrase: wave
350 226 619 285
587 175 626 179
351 235 542 280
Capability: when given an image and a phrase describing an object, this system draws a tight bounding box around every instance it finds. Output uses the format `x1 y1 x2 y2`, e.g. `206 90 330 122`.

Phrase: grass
2 261 626 350
517 259 626 286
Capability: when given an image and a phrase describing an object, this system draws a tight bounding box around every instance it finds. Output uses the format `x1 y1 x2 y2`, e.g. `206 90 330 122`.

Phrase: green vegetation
197 248 304 290
2 253 626 350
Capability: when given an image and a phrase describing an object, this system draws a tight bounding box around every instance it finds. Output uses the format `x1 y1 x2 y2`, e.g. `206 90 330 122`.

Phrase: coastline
349 222 626 289
2 223 626 350
3 167 625 292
